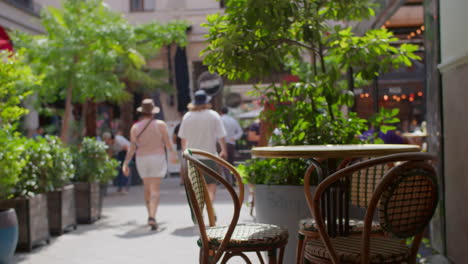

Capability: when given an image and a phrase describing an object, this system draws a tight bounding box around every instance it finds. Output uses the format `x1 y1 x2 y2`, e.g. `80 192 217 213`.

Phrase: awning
0 26 14 52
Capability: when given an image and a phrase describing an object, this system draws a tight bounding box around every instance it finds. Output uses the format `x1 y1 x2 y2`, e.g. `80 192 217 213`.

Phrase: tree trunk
85 100 97 138
119 81 134 139
60 82 73 144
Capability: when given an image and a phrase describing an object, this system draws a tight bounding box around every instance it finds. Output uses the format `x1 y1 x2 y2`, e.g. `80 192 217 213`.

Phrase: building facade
439 0 468 263
0 0 44 34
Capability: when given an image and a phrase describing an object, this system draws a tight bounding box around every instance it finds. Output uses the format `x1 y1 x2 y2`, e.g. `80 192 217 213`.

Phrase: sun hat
192 90 212 105
137 98 160 114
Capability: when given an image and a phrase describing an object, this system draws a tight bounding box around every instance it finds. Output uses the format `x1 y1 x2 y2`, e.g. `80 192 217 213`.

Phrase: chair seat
304 236 411 263
299 218 382 234
198 223 289 248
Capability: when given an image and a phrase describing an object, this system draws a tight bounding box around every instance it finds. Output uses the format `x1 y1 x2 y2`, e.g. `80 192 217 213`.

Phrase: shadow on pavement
115 222 168 239
171 225 198 237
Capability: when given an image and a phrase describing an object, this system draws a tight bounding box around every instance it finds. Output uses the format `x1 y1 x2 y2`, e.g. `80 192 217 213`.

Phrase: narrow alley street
13 177 257 264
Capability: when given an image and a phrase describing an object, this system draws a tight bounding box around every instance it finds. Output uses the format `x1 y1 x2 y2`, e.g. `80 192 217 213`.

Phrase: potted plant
0 130 25 259
73 138 118 224
28 136 76 236
0 136 52 252
0 50 46 252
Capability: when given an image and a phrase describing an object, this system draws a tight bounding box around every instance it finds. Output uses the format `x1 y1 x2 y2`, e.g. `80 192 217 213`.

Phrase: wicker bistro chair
182 149 289 264
296 159 388 263
302 152 438 264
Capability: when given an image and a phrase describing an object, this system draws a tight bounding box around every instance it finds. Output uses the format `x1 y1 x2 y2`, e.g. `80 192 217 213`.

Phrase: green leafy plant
365 108 401 143
238 158 310 185
0 130 27 200
73 137 119 183
16 136 75 197
0 51 38 129
13 0 188 141
0 51 38 200
203 0 417 185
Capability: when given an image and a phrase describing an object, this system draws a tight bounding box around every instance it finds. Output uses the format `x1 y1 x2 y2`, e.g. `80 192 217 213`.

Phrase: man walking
178 90 227 202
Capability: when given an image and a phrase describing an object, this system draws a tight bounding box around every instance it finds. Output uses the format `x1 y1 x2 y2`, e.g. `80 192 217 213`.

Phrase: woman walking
123 99 174 230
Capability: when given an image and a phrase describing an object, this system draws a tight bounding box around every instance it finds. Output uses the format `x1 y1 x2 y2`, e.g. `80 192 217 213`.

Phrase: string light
383 95 389 101
417 91 423 97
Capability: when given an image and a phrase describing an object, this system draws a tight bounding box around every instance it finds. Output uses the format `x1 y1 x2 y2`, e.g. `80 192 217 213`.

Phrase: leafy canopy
204 0 419 184
203 0 418 146
0 51 38 128
13 0 188 105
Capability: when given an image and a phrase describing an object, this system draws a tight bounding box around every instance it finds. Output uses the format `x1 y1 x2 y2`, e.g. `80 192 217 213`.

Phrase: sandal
148 217 158 231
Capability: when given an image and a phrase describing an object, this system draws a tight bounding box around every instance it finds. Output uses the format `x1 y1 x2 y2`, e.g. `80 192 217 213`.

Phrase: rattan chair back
350 162 390 208
378 161 438 238
304 152 438 264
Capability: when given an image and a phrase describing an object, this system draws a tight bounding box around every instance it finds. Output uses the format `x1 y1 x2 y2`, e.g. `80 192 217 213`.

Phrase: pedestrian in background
102 131 131 194
178 90 227 202
172 120 184 185
219 106 243 186
123 99 175 230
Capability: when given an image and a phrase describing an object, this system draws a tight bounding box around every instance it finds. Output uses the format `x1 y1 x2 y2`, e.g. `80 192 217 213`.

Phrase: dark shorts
200 159 220 185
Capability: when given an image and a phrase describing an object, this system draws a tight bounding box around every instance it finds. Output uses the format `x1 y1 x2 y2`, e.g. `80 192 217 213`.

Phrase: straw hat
137 99 160 114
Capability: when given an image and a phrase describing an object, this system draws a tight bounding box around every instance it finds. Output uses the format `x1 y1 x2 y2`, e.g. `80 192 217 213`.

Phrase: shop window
130 0 155 12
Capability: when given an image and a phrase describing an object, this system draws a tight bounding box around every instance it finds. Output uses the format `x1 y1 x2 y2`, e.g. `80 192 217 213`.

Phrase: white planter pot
254 184 316 263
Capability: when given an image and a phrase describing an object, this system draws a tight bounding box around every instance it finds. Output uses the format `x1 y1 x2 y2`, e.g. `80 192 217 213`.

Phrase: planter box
0 194 50 252
47 184 77 235
254 184 316 264
74 182 101 224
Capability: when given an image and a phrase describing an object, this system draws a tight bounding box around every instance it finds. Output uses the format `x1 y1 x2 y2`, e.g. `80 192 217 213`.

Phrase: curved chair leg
199 247 204 264
256 251 265 264
278 246 285 264
296 233 305 264
268 249 277 264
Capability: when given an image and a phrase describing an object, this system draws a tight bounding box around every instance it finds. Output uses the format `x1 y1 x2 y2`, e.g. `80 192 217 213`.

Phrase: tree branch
273 38 315 51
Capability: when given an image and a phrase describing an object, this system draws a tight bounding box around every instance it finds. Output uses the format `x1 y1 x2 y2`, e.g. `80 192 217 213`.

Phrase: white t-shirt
221 114 243 145
112 135 130 154
178 109 226 159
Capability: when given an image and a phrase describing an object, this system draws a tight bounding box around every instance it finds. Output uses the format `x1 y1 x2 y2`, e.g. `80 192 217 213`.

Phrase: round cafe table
252 144 421 159
251 144 421 237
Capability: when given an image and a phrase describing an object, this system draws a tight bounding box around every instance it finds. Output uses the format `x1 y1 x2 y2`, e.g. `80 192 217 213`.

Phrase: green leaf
381 125 397 133
47 6 66 28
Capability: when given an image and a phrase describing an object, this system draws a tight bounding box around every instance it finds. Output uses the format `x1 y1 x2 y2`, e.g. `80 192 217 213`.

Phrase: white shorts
136 154 167 178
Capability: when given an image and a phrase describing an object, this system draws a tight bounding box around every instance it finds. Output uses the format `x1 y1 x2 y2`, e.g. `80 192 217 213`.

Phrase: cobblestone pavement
13 176 260 264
